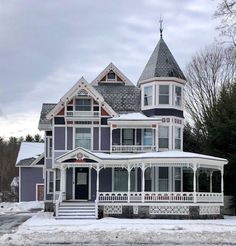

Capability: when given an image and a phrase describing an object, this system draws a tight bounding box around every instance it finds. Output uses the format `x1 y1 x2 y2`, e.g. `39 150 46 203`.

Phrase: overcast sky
0 0 220 139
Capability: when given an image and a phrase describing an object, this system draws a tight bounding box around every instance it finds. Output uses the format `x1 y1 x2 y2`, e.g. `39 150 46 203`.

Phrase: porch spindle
60 167 66 201
210 171 213 193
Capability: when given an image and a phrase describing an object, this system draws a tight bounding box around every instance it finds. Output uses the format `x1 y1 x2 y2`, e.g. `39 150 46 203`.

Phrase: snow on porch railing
112 145 156 153
196 192 223 203
98 192 128 202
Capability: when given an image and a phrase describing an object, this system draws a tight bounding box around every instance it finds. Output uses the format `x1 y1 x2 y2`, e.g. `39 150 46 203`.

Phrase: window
174 167 181 192
75 128 91 150
122 129 134 145
46 137 52 158
47 171 54 193
144 86 153 106
55 169 60 192
143 129 153 145
114 168 128 191
145 167 152 191
75 99 91 111
175 127 181 150
107 71 116 80
159 85 169 104
159 167 169 191
175 86 182 106
158 126 169 149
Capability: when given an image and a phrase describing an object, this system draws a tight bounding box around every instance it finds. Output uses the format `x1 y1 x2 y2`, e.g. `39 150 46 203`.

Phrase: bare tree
185 44 236 140
214 0 236 46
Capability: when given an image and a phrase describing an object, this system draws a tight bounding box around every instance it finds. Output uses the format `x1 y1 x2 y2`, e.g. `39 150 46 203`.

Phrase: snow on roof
16 142 44 164
110 112 159 121
94 150 227 162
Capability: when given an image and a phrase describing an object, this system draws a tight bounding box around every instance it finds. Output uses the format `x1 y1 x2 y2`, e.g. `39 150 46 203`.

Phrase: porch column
221 167 224 203
96 164 100 202
127 165 131 203
210 170 213 193
141 164 145 203
110 127 113 153
60 167 66 201
193 165 197 203
155 128 158 152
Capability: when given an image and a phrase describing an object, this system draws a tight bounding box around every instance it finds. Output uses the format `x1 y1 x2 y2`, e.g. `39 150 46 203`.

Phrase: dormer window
159 85 169 104
175 86 182 106
107 71 116 80
144 86 153 106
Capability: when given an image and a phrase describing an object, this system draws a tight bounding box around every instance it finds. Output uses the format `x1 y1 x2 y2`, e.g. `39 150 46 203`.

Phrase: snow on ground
1 212 236 245
0 201 44 214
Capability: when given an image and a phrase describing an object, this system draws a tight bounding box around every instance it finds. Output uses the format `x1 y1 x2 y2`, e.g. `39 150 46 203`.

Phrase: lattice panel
199 206 220 215
149 206 189 215
104 205 122 214
133 206 138 215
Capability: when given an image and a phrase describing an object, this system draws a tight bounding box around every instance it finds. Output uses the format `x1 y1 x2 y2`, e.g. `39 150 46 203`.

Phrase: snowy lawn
0 201 44 215
1 212 236 245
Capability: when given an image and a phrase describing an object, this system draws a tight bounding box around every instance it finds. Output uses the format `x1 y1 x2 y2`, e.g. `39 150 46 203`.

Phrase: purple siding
67 127 73 150
20 167 44 202
112 129 120 145
66 168 73 200
54 127 65 150
93 127 99 151
46 158 52 169
99 168 112 192
101 127 110 151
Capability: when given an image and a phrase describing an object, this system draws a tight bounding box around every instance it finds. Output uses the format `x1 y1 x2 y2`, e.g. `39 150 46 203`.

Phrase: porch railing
66 111 99 118
98 192 222 203
112 145 156 153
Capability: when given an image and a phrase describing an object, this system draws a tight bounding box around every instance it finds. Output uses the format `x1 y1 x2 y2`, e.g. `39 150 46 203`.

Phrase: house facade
17 33 227 219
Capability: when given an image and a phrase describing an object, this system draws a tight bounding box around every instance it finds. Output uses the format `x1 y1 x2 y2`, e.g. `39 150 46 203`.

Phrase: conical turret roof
138 37 186 83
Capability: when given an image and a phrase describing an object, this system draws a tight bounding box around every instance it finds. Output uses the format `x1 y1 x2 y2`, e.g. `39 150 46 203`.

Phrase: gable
91 63 133 86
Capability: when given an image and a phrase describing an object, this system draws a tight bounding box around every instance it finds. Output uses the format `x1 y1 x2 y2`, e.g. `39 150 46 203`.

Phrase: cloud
0 0 219 137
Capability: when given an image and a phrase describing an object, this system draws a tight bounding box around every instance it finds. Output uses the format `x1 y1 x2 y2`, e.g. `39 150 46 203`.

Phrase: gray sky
0 0 219 139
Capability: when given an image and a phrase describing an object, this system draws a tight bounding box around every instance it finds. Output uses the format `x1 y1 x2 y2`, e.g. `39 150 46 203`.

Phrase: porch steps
56 201 97 219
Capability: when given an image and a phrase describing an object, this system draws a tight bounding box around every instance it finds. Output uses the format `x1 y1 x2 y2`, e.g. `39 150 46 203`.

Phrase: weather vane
159 16 163 38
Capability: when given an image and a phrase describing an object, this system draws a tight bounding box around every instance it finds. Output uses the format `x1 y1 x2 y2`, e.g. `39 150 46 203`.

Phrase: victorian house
16 31 227 219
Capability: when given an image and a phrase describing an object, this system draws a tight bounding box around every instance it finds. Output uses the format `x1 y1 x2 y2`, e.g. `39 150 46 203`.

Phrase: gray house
17 33 228 219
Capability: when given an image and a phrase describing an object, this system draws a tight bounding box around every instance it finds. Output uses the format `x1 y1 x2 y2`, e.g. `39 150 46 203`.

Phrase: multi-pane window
143 129 153 145
48 171 54 193
75 128 91 150
175 86 182 106
158 126 169 149
75 99 91 111
175 127 181 150
174 167 181 192
159 85 169 104
159 167 169 191
144 86 153 106
114 168 128 191
55 169 60 192
122 129 134 145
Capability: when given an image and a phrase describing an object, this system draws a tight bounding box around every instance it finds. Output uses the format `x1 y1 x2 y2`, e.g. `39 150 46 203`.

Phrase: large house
16 32 228 219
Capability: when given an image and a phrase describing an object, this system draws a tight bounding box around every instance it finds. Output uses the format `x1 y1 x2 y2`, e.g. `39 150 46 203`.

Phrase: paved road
0 213 32 237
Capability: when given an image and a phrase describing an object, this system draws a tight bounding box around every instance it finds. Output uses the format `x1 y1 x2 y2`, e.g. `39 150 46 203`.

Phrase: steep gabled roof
138 37 186 84
38 103 56 130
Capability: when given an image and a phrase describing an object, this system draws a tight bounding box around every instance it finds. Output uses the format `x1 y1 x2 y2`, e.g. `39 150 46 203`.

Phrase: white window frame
158 167 169 192
47 170 54 194
46 136 52 158
75 98 92 112
74 127 92 150
175 85 182 107
158 126 169 150
158 84 170 105
142 84 154 108
174 127 181 150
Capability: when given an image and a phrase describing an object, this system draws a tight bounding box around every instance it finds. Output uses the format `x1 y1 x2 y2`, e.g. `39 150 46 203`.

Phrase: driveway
0 212 33 237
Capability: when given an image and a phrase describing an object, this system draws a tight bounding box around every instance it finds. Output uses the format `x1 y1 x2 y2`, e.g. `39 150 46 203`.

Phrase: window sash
158 126 169 149
114 168 128 191
175 127 181 150
75 128 91 150
159 85 169 104
75 99 91 111
143 129 153 146
144 86 153 106
122 129 134 145
48 171 54 193
175 86 182 106
159 167 168 192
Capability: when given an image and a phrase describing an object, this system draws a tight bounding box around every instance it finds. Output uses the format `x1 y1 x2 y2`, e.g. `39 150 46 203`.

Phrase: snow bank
0 201 44 214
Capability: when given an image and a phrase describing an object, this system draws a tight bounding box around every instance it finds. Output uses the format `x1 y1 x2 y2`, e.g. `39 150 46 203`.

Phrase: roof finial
159 16 163 38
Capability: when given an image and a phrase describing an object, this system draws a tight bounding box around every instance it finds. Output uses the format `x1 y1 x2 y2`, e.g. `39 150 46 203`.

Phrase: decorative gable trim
91 62 133 86
46 77 117 120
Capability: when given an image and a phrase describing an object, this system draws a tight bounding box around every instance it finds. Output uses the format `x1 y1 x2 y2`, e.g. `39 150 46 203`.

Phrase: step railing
55 191 62 217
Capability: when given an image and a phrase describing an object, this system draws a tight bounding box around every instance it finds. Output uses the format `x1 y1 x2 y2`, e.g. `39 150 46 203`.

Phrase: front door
75 167 89 200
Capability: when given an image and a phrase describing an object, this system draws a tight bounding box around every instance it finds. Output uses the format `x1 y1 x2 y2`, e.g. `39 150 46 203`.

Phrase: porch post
128 165 131 203
60 167 66 201
193 165 197 203
210 170 213 193
96 164 100 202
142 163 145 203
221 167 224 203
110 127 113 153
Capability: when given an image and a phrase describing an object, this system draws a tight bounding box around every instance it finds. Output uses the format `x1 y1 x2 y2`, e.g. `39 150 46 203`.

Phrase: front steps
56 201 97 219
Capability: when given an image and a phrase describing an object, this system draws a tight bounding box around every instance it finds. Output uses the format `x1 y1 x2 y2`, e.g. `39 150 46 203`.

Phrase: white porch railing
55 191 63 217
98 192 222 203
66 111 99 118
112 145 156 153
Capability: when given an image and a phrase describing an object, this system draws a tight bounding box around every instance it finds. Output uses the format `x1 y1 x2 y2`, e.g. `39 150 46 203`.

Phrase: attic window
107 71 116 80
